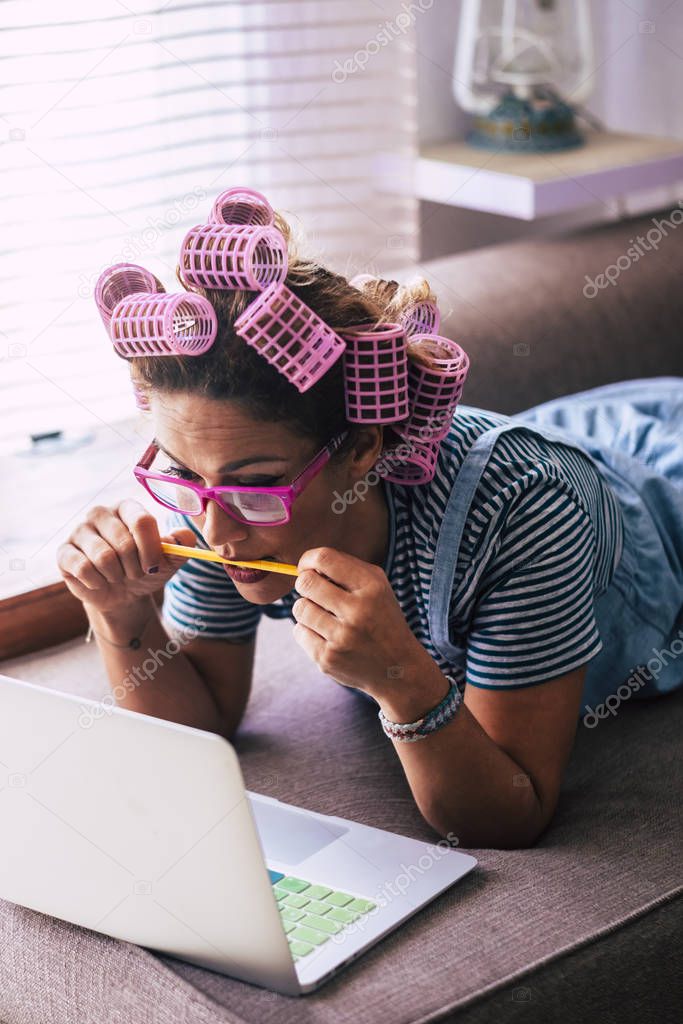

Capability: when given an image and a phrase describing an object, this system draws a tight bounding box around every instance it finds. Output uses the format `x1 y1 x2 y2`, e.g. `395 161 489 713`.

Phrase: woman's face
151 391 385 604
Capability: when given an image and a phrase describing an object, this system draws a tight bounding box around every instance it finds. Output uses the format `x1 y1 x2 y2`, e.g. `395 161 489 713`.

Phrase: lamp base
467 91 584 153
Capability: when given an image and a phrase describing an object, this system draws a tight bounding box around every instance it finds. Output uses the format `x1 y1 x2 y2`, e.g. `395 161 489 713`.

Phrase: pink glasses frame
134 430 350 526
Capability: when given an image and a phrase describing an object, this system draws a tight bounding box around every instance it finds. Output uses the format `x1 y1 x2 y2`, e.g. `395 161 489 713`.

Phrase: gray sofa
1 210 682 1023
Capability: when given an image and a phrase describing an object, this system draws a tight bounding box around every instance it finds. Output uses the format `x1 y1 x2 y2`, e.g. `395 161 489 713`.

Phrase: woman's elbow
421 796 556 850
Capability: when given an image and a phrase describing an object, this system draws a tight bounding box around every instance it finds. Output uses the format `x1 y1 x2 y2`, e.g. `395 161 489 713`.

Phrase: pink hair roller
234 282 346 393
395 335 470 442
210 187 275 227
341 323 409 424
95 263 164 332
179 223 287 292
400 300 441 338
109 292 217 358
381 431 440 485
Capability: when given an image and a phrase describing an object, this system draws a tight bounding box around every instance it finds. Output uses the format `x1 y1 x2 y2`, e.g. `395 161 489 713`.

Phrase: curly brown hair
128 208 438 464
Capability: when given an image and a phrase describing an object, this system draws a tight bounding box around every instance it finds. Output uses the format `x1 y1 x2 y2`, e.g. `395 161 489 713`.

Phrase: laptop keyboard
268 869 376 963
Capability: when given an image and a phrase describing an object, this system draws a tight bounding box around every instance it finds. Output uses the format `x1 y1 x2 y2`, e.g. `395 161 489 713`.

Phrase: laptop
0 672 476 996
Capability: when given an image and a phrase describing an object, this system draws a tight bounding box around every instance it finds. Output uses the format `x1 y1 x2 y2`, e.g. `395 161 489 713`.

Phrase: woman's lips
221 555 278 584
223 564 269 583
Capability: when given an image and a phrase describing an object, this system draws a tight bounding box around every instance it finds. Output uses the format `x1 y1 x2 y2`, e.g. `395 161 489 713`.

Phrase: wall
415 0 683 261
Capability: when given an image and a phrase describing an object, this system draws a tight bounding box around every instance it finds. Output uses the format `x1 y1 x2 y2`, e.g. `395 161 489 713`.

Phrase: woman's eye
239 477 281 487
162 465 281 486
162 464 195 480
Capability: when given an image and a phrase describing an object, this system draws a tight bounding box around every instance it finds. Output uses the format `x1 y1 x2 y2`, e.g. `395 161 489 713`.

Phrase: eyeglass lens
145 475 287 523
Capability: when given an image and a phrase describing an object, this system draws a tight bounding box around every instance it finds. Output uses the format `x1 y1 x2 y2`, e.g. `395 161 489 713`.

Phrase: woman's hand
56 498 197 615
291 546 428 699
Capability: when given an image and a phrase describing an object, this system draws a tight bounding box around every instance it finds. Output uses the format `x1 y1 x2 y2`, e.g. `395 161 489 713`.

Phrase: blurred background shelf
378 132 683 220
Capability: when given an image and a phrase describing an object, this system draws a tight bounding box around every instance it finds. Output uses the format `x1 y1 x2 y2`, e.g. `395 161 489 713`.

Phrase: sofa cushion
421 210 683 413
1 614 681 1023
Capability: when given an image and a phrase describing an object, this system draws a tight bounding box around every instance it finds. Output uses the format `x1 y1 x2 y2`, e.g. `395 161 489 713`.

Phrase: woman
57 200 683 849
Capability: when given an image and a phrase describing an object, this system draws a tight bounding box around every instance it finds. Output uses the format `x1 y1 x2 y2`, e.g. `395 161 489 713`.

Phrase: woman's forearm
83 597 226 734
372 655 547 848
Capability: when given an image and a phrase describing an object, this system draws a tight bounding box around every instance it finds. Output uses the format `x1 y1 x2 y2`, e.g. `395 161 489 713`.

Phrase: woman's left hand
291 546 425 699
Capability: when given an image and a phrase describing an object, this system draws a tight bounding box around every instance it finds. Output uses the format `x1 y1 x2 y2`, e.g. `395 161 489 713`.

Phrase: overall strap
427 418 605 665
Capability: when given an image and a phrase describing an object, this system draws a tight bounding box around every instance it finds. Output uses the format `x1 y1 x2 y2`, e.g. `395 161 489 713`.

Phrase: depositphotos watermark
331 442 412 514
332 0 434 83
77 187 206 300
329 830 460 945
582 627 683 727
78 616 206 729
582 200 683 299
331 414 448 515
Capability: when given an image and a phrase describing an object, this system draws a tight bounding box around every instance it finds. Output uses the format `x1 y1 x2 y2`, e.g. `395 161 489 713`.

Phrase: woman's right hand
56 499 198 614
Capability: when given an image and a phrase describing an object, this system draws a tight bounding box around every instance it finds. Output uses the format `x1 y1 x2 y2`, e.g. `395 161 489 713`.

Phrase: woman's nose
201 497 249 548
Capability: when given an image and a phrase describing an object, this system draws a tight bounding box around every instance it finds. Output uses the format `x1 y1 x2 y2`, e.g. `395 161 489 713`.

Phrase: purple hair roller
396 335 470 442
109 292 217 357
210 187 275 227
95 263 164 332
381 431 440 485
234 282 346 393
179 223 287 292
341 323 409 424
400 299 441 338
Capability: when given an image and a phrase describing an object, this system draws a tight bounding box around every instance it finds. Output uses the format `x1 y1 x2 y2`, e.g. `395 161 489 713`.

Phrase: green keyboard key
283 893 309 909
327 906 360 924
324 890 354 907
278 877 310 894
347 897 376 913
303 884 332 900
289 939 315 958
303 899 332 916
290 925 330 946
273 870 377 967
302 913 343 935
281 906 306 922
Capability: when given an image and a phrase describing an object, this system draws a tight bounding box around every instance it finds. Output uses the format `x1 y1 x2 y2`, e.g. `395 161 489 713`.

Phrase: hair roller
234 282 346 393
95 263 164 332
179 223 287 292
399 299 441 338
395 335 470 442
109 292 217 357
380 430 440 485
340 323 409 424
209 187 275 227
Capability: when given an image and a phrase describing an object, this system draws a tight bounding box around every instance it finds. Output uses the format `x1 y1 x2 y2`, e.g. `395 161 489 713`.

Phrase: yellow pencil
161 541 299 577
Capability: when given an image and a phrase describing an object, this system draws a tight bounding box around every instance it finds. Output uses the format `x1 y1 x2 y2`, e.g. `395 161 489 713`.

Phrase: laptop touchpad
249 797 349 864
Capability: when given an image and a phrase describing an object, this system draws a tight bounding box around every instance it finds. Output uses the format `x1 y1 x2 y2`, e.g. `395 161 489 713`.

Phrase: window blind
0 0 419 456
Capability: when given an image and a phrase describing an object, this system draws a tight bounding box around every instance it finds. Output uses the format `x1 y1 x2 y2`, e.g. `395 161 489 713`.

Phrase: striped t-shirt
160 405 624 691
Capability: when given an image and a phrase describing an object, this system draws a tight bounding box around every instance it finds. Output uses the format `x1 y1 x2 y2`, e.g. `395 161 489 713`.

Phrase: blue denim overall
426 377 683 719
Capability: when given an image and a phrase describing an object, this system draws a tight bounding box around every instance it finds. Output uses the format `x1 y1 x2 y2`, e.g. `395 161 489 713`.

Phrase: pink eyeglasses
134 430 350 526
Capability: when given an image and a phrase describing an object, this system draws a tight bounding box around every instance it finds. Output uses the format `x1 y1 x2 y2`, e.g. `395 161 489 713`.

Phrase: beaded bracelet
378 673 463 742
